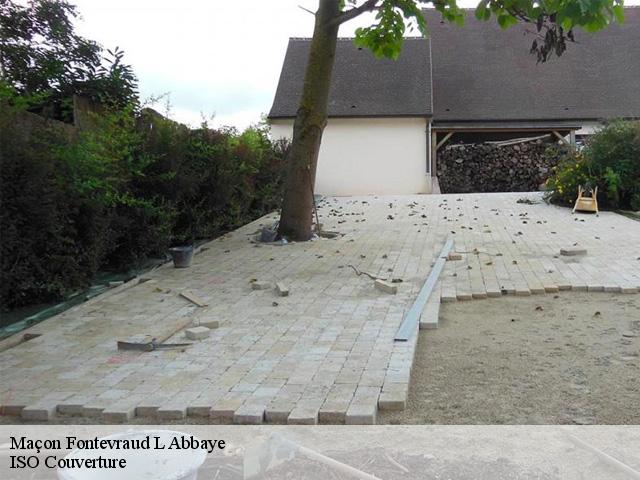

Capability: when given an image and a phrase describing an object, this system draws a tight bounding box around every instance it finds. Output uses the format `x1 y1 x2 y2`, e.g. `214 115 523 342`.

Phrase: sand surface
380 292 640 425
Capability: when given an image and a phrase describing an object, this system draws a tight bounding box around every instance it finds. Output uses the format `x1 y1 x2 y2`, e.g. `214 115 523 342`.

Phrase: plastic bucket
169 246 194 268
57 430 207 480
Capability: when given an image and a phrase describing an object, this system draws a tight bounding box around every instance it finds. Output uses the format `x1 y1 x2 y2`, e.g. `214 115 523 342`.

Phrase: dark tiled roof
268 37 432 118
424 7 640 123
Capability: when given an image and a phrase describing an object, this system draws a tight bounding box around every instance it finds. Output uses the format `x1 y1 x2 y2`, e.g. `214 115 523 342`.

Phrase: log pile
437 138 563 194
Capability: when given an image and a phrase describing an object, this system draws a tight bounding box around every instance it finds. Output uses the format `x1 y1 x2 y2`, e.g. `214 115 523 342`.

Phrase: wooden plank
179 290 208 307
395 238 454 342
485 134 550 147
116 316 194 351
436 132 454 150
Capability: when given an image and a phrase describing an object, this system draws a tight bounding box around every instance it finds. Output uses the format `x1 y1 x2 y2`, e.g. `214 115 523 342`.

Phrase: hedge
0 103 288 310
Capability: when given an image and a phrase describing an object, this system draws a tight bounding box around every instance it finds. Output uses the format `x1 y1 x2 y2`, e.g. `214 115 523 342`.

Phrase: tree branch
330 0 380 26
298 5 316 16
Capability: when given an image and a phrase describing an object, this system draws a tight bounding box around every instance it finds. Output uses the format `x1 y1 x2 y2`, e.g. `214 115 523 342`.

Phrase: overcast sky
70 0 638 130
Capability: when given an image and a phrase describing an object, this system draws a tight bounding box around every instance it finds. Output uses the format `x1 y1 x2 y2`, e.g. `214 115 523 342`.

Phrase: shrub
0 105 90 307
57 107 175 270
544 150 593 206
136 116 287 246
1 100 288 310
546 121 640 210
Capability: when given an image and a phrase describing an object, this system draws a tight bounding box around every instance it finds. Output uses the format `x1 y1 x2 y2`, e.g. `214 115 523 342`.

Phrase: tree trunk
277 0 341 241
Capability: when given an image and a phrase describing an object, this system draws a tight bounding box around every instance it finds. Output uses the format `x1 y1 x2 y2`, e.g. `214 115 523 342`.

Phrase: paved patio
1 193 639 424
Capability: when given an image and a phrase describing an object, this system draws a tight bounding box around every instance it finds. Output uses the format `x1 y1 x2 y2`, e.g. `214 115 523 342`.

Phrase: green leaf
497 14 517 29
561 17 573 30
612 5 625 23
475 1 491 21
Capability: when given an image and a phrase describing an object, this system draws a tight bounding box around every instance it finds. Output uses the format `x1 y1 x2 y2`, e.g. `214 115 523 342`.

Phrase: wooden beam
394 238 454 342
486 134 551 147
436 132 453 150
553 130 570 146
432 125 580 133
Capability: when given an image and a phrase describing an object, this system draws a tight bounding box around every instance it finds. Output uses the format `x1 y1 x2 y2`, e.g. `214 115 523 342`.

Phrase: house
268 7 640 195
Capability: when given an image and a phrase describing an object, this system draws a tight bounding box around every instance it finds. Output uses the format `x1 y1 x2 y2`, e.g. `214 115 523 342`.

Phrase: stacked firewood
437 137 564 193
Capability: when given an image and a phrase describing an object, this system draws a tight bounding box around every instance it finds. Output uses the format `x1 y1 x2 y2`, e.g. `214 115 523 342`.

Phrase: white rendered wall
270 117 431 195
575 122 603 136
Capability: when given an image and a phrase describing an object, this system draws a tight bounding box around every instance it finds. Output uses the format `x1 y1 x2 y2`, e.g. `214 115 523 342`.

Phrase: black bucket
169 245 194 268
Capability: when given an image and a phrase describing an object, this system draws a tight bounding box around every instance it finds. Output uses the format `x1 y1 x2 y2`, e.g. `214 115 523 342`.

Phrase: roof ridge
289 36 427 41
422 5 640 11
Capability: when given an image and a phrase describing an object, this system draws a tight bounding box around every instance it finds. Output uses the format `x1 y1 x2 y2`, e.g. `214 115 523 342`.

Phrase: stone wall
14 110 76 142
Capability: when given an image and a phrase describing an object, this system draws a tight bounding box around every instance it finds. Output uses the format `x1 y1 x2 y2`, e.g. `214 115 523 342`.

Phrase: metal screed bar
394 237 453 342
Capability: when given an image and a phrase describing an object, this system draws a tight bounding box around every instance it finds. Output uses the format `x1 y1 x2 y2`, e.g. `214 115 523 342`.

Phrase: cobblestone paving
1 193 639 424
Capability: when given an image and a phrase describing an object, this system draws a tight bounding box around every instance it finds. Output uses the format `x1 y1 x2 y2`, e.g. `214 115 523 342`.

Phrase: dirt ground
380 292 640 425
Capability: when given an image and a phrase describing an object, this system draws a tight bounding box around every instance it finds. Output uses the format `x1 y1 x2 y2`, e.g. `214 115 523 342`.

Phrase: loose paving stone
251 281 271 290
275 282 290 297
198 318 220 329
561 246 588 256
185 326 210 340
374 279 398 294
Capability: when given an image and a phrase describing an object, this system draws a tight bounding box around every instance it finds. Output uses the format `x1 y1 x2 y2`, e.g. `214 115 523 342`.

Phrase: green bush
136 115 287 245
1 100 288 310
544 149 592 206
0 105 93 307
546 121 640 210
